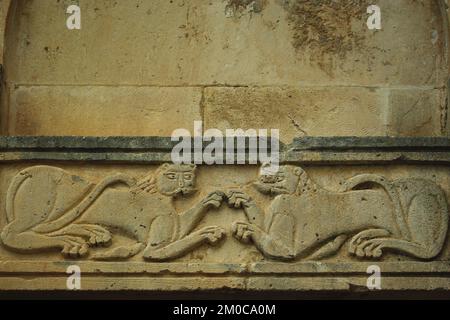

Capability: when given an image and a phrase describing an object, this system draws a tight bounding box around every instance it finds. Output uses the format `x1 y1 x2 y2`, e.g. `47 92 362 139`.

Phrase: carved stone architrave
0 136 449 292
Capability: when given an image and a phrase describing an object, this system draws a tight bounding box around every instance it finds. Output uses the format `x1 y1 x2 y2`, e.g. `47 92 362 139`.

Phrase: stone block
3 0 447 87
204 87 388 142
8 86 202 136
386 89 445 136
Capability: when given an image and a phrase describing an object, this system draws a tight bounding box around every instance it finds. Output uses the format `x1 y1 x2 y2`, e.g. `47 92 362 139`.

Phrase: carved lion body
1 165 225 260
271 179 447 259
231 166 449 260
79 189 177 244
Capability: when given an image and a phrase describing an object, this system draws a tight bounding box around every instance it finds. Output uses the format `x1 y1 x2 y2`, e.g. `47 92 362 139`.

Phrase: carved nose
178 177 184 187
262 176 276 183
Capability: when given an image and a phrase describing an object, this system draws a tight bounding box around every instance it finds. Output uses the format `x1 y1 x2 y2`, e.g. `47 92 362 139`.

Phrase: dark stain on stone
225 0 267 16
71 175 83 183
284 0 370 59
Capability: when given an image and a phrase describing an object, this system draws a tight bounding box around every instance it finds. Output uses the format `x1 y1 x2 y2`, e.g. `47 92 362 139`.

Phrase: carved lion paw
57 236 90 258
350 239 385 258
60 224 112 247
349 229 391 258
201 191 226 209
200 226 226 245
226 189 252 208
232 221 254 244
83 225 112 246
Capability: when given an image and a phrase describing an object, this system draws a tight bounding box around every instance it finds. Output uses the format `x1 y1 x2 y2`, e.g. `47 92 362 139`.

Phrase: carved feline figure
1 164 225 261
229 165 449 260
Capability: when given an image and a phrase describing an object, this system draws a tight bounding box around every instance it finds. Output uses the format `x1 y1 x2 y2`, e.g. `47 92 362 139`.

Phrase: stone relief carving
0 164 226 261
230 165 449 261
0 164 448 262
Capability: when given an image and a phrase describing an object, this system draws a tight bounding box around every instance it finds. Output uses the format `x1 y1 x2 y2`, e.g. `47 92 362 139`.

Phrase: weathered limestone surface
0 160 449 291
0 137 447 291
386 89 446 137
0 1 449 294
0 0 11 65
3 0 447 87
8 86 202 136
1 0 449 137
204 87 446 142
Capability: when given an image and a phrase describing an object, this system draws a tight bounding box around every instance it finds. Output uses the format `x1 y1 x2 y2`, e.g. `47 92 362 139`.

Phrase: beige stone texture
0 162 448 291
0 0 449 294
386 89 446 137
0 0 448 137
204 87 447 142
3 0 447 87
203 87 369 142
0 0 11 65
7 86 202 136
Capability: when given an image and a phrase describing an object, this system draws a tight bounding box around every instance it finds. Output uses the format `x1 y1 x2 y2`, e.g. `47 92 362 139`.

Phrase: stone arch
0 0 450 138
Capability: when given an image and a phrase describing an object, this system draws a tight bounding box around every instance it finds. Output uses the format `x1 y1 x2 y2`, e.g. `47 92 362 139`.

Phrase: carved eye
276 176 284 182
165 173 176 180
184 173 193 180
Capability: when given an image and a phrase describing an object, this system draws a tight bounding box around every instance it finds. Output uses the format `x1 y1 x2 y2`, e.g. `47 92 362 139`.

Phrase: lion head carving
133 163 197 197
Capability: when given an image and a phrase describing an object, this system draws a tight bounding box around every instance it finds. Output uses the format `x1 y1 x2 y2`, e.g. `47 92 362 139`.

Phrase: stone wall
0 1 449 293
0 0 449 139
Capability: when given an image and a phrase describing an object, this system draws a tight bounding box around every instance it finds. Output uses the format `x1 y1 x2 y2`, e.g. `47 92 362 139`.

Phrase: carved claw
363 240 384 258
349 229 390 257
226 189 252 209
84 225 112 246
201 191 226 209
54 224 112 247
352 239 384 258
232 221 254 244
57 235 89 258
199 226 226 245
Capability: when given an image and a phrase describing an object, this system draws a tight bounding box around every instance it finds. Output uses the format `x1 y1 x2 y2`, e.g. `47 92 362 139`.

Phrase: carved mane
131 169 160 195
131 164 197 195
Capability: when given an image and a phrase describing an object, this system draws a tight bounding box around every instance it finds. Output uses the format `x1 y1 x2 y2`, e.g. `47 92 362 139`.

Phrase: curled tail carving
5 171 33 223
341 174 411 240
31 174 136 234
5 166 136 234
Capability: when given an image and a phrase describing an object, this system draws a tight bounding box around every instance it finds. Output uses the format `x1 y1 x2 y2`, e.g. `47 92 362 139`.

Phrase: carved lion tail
32 174 136 234
5 170 33 223
341 174 410 240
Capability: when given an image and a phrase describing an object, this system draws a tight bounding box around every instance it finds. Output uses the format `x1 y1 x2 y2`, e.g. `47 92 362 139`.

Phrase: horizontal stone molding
0 137 448 293
0 136 447 164
1 261 450 275
0 261 450 291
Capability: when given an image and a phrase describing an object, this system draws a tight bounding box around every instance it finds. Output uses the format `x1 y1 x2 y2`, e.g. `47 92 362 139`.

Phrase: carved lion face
156 164 197 197
254 165 303 195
